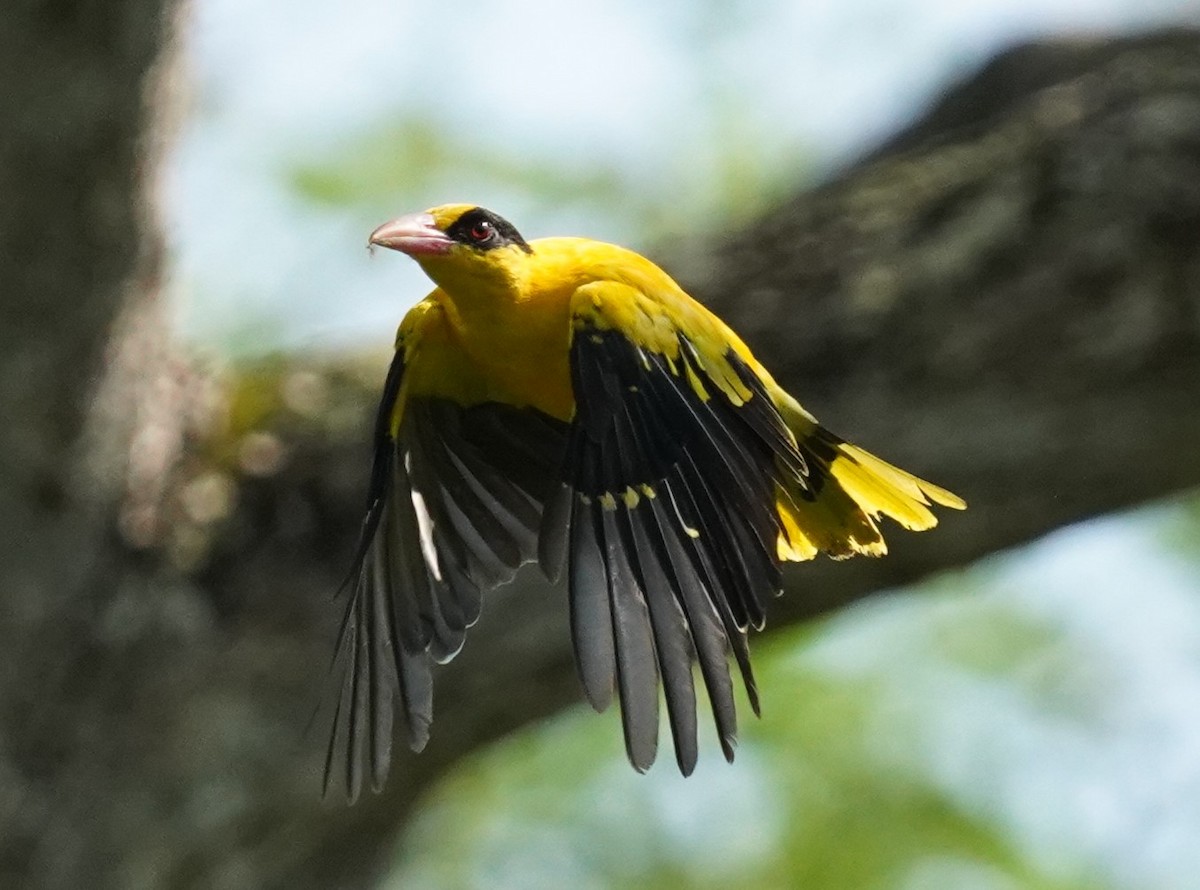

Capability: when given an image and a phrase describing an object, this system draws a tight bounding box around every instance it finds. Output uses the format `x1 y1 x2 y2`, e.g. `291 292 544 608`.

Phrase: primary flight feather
326 204 965 800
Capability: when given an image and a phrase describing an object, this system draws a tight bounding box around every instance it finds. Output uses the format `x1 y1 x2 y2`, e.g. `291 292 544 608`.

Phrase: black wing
326 348 568 801
548 314 805 775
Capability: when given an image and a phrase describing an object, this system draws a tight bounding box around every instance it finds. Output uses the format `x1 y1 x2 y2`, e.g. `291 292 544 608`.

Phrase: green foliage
381 569 1157 889
1159 489 1200 559
283 111 811 248
288 119 628 215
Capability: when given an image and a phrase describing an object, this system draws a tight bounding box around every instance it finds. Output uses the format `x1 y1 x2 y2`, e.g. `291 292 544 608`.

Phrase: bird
325 203 965 800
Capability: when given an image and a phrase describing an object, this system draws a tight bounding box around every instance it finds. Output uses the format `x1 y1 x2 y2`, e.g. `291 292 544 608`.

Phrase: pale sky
169 0 1200 349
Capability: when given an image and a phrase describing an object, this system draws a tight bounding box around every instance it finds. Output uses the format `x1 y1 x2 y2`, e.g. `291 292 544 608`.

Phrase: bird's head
369 204 533 299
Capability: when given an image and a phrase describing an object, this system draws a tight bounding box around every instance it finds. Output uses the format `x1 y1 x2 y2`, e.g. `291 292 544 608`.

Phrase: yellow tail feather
771 398 965 563
832 442 966 530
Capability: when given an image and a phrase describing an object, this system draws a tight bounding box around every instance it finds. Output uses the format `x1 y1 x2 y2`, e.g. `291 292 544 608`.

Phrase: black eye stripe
445 207 533 254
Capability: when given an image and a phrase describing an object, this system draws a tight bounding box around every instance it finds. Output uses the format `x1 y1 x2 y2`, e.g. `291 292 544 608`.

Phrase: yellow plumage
326 204 964 800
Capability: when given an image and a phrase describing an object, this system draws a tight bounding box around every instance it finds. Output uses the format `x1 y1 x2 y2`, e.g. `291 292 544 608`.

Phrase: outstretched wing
544 281 808 775
326 302 568 802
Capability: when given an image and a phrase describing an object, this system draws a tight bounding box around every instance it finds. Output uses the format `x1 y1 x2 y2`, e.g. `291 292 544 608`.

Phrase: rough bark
3 20 1200 890
0 1 186 887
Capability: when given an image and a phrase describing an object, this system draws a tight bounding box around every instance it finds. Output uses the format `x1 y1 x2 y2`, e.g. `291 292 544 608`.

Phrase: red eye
470 221 494 242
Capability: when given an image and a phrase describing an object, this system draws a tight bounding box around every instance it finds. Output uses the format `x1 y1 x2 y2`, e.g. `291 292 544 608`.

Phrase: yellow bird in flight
327 204 964 799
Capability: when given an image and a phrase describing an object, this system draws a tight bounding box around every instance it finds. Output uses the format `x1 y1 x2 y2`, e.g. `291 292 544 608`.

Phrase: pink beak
368 213 454 256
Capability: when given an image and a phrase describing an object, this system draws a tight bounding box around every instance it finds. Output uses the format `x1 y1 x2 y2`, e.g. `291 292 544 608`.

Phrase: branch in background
685 28 1200 627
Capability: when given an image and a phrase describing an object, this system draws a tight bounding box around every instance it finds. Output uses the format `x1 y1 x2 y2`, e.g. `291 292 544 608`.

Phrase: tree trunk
3 19 1199 890
0 0 185 886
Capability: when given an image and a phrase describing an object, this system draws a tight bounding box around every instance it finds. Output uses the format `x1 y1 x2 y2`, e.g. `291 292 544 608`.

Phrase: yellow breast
417 238 644 421
408 235 768 424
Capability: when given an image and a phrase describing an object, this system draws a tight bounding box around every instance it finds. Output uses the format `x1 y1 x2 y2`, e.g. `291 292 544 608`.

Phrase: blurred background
174 0 1199 350
6 1 1200 888
158 1 1200 888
